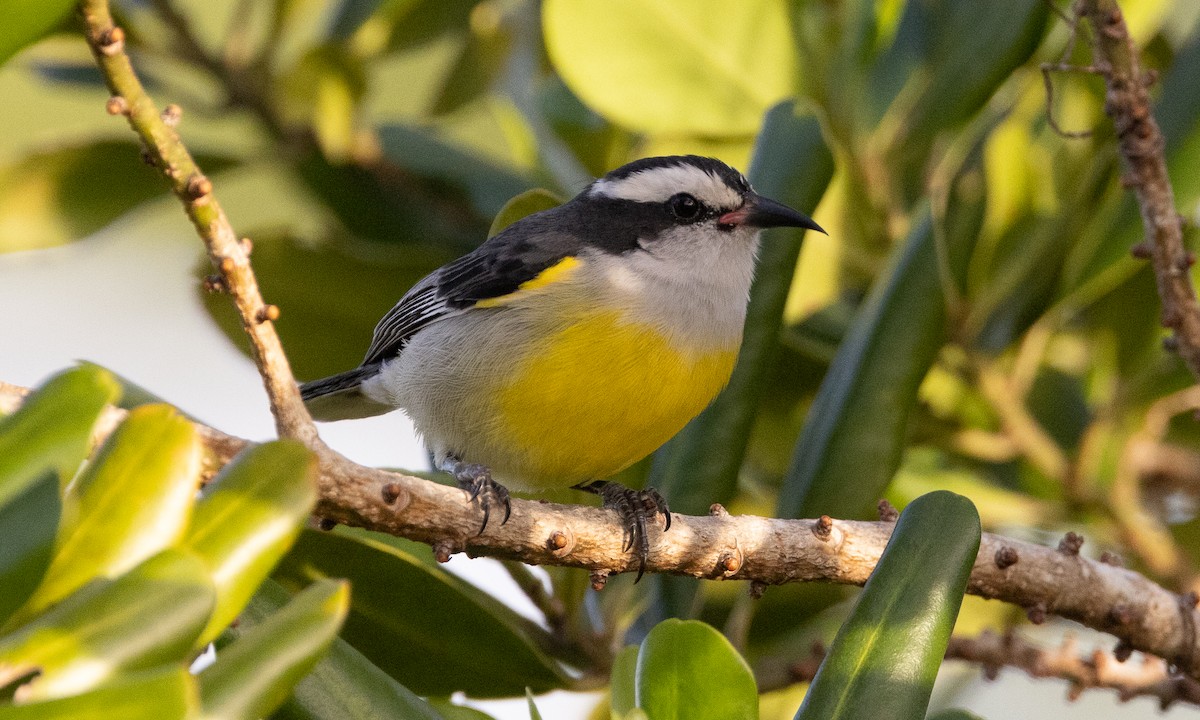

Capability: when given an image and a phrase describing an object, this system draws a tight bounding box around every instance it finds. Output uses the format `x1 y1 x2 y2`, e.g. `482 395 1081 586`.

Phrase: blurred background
4 0 1200 717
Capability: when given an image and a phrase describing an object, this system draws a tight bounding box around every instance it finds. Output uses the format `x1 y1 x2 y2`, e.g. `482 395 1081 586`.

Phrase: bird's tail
300 365 393 421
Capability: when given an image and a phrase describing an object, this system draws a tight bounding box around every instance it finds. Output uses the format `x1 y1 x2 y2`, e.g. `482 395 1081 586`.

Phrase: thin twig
79 0 317 445
1079 0 1200 380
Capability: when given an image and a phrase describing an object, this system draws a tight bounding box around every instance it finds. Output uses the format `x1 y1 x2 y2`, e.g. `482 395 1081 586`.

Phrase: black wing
360 210 581 366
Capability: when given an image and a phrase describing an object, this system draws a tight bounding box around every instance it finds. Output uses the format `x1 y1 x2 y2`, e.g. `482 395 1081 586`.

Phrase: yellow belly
493 311 738 487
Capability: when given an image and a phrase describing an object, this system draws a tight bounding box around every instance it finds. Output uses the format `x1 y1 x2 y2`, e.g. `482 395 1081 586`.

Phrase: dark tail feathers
300 364 393 421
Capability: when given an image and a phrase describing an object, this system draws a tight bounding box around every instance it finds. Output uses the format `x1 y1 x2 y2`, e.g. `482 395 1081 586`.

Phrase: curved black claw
441 458 511 535
578 481 671 582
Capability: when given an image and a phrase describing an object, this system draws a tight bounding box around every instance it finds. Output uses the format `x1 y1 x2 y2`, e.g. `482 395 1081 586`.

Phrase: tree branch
78 0 317 445
789 630 1200 709
4 379 1200 680
1078 0 1200 380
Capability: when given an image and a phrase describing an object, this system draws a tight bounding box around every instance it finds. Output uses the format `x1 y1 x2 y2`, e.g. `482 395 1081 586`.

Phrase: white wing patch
590 164 743 210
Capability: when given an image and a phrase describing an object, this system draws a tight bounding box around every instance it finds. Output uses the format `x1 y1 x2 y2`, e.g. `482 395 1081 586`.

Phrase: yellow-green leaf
488 189 562 238
0 667 197 720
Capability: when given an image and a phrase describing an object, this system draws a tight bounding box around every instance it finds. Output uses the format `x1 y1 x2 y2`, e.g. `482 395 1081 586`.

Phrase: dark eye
668 193 701 221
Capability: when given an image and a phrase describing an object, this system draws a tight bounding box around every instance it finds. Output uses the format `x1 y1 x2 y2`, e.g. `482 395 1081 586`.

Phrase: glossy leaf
525 689 543 720
183 440 318 645
425 702 497 720
794 491 981 720
0 0 75 67
0 365 120 493
634 620 756 720
543 0 797 136
487 189 563 239
18 405 203 621
777 211 949 520
0 472 59 626
608 645 639 719
272 602 445 720
199 579 349 720
0 550 214 702
0 667 197 720
273 531 568 697
652 102 833 515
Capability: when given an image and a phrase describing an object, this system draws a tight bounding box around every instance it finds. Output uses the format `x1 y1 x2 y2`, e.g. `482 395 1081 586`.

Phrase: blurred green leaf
183 441 318 645
488 189 562 238
634 619 756 720
543 0 797 136
608 645 639 719
0 365 120 491
17 405 202 621
0 667 197 720
270 588 445 720
652 103 833 516
0 550 214 702
426 701 497 720
794 491 980 720
199 579 348 720
273 531 568 697
0 0 75 67
925 711 985 720
525 689 543 720
0 142 233 253
777 211 952 520
279 46 366 163
430 22 512 116
0 472 59 627
327 0 390 40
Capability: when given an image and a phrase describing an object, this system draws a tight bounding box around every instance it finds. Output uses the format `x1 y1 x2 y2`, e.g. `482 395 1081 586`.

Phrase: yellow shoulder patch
474 255 582 308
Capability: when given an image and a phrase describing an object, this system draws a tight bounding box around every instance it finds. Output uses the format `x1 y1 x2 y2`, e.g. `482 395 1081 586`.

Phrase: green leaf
0 472 59 626
0 365 120 493
17 405 203 621
0 667 196 720
543 0 797 136
634 620 756 720
270 596 445 720
183 441 317 645
273 531 568 698
652 102 833 515
488 189 563 239
199 579 349 720
794 491 980 720
608 645 639 719
777 210 949 520
0 0 75 67
525 689 543 720
925 711 985 720
425 702 497 720
0 549 214 702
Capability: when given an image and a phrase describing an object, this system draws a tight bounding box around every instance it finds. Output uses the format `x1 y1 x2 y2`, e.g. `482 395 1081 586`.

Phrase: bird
300 154 823 578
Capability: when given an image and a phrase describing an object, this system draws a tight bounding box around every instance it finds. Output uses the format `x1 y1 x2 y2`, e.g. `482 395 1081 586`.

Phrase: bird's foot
440 457 511 535
577 481 671 582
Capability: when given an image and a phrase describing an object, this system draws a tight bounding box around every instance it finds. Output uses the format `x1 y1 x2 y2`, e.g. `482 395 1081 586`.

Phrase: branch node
186 174 213 200
995 545 1020 569
219 257 235 275
717 549 743 578
1108 603 1135 627
1027 602 1049 624
201 274 226 293
1114 638 1135 662
548 528 575 557
105 95 128 116
1163 334 1180 353
1131 241 1153 259
239 237 253 255
433 539 459 564
317 517 337 532
380 482 408 508
139 149 156 167
160 103 183 127
1100 550 1125 566
877 499 899 522
255 304 280 324
812 515 833 541
589 569 609 591
1058 531 1085 555
96 26 125 55
708 503 729 517
749 580 767 600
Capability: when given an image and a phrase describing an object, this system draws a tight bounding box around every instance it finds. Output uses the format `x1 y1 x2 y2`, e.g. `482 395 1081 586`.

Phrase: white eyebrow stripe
590 165 743 208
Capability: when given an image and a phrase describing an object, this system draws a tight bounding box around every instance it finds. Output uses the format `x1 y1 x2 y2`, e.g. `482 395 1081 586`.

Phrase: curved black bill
730 193 826 234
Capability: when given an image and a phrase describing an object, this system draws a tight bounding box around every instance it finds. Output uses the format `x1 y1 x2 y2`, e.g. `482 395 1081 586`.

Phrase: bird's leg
439 455 512 535
575 480 671 582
